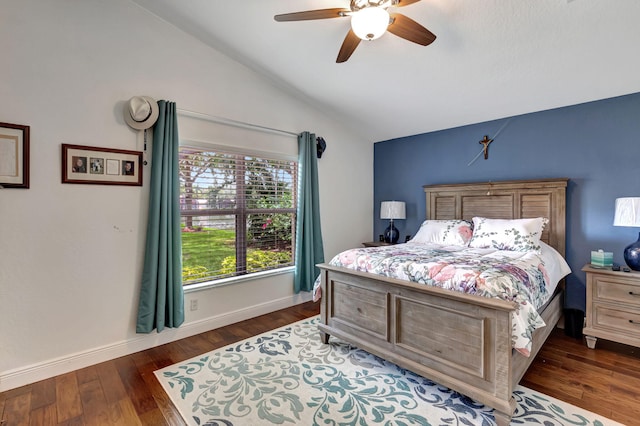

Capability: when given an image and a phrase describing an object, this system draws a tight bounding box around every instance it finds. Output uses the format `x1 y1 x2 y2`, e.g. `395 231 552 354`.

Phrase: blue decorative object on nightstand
614 198 640 271
624 232 640 271
380 201 405 244
384 222 399 244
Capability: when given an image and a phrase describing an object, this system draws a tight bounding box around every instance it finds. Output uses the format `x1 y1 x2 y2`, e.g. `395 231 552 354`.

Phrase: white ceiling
131 0 640 142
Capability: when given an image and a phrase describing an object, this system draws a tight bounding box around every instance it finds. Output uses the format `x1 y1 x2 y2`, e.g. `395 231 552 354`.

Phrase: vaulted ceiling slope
131 0 640 142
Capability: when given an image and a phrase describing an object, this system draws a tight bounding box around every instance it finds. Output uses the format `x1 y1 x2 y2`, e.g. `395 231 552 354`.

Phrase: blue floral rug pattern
155 316 620 426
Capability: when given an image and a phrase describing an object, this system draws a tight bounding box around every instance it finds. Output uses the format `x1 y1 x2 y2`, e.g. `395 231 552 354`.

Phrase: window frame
179 140 298 290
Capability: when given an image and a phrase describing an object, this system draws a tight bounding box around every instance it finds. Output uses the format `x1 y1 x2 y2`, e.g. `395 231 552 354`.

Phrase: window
179 146 297 286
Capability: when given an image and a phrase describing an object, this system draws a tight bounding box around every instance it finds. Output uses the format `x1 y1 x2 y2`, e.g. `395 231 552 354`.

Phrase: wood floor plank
138 407 171 426
0 391 5 424
151 341 190 366
174 334 217 359
128 350 183 425
57 415 85 426
528 356 616 397
107 398 143 426
535 343 616 377
132 350 185 424
75 365 99 386
520 367 585 400
95 360 128 405
522 329 638 422
581 390 640 422
28 379 56 412
144 345 179 371
200 329 225 346
3 392 31 426
606 382 640 420
215 326 249 343
610 354 640 379
610 411 639 426
143 368 183 425
1 385 31 401
130 351 158 377
28 403 56 426
54 373 82 423
519 379 590 413
78 379 111 426
113 356 158 417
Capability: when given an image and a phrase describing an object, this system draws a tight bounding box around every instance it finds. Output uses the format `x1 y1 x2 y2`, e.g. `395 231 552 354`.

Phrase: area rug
155 316 621 426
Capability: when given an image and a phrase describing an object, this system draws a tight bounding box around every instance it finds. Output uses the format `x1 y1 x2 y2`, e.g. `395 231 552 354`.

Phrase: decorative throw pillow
410 220 473 246
468 217 548 252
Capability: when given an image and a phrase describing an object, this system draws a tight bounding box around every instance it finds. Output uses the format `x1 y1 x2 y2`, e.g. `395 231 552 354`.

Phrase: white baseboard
0 293 313 392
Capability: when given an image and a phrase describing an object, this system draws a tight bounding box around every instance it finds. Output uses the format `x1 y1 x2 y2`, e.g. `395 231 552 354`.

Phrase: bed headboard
423 178 568 256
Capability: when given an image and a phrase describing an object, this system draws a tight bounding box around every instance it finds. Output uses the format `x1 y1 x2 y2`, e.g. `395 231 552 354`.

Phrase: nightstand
582 264 640 349
362 241 393 247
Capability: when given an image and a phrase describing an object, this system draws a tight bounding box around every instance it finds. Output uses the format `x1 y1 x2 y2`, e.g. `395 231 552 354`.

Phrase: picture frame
62 144 143 186
0 122 30 188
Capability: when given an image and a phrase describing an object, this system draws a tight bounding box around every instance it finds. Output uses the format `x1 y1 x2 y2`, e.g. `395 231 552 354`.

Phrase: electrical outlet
190 299 198 311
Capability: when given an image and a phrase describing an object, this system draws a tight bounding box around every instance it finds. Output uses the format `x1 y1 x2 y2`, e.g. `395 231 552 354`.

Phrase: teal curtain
136 100 184 333
294 131 325 293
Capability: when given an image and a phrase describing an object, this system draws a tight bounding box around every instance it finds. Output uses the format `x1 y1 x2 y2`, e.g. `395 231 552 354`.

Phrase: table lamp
613 197 640 271
380 201 405 244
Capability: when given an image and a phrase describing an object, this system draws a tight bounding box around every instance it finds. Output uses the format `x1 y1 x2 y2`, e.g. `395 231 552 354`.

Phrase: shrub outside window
179 146 297 286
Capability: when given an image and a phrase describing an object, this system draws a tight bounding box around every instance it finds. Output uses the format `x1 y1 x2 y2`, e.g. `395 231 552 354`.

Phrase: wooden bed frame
317 178 568 426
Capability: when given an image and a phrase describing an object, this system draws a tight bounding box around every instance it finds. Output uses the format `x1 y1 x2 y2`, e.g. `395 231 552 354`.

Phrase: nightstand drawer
594 277 640 306
592 304 640 337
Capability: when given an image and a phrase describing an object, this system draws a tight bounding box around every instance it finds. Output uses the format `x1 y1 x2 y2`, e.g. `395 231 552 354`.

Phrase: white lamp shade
614 197 640 227
351 7 390 40
380 201 406 220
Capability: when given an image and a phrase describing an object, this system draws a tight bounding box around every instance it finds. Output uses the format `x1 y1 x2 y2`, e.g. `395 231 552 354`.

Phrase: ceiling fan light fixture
350 7 390 40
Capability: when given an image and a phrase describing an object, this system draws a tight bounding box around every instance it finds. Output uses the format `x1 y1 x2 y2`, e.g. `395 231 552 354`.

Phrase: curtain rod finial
316 137 327 159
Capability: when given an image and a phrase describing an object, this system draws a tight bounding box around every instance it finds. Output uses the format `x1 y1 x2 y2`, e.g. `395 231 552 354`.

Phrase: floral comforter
315 243 555 356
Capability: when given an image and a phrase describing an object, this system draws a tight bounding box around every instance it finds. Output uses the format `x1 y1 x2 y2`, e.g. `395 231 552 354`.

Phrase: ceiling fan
274 0 436 63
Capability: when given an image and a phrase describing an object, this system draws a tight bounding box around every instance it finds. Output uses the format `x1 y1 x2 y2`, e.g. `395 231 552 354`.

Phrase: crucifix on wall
479 135 493 160
466 118 513 167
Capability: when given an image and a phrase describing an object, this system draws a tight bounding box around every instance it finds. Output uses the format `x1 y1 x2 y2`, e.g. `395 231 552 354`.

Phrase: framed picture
62 144 143 186
0 122 30 188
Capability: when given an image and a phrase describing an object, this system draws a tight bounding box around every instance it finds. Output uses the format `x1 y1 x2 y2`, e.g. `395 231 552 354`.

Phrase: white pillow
539 241 571 294
411 220 473 246
468 217 548 252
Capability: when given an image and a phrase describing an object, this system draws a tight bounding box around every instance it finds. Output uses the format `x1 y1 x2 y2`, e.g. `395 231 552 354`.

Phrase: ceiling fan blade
392 0 422 7
387 13 436 46
274 8 348 22
336 29 361 63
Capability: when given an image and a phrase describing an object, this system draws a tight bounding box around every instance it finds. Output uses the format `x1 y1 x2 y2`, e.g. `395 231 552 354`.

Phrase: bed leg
319 331 330 344
494 411 511 426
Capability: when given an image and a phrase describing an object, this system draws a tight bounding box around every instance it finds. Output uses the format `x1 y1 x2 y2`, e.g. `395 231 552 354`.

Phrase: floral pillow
410 220 473 246
468 217 548 252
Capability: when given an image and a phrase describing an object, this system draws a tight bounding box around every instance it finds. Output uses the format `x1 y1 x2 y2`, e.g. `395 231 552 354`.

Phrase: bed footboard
317 263 540 425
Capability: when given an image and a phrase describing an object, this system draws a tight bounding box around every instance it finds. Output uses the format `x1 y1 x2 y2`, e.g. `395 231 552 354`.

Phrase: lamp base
624 232 640 271
384 223 399 244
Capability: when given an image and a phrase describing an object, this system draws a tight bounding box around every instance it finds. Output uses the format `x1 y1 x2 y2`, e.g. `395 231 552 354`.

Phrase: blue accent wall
374 92 640 311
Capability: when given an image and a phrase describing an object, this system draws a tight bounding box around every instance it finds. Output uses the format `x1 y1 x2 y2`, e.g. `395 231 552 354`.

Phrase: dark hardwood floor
1 300 638 425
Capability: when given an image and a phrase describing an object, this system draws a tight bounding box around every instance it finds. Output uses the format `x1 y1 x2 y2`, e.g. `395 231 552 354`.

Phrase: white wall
0 0 373 391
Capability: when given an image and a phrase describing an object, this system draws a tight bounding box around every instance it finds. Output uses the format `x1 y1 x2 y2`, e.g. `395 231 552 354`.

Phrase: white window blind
179 146 297 285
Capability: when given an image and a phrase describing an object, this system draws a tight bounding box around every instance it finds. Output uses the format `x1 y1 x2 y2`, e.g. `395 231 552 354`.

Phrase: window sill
184 266 295 294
